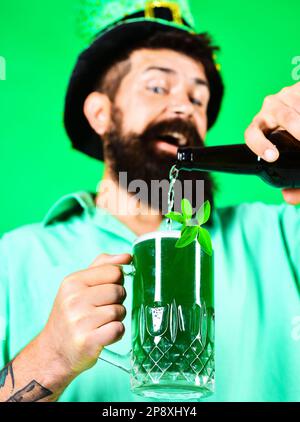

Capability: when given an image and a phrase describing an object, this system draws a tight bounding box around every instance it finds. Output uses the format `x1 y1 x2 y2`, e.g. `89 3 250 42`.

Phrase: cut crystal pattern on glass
131 301 214 396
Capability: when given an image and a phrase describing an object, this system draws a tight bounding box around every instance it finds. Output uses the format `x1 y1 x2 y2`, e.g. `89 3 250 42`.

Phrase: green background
0 0 299 235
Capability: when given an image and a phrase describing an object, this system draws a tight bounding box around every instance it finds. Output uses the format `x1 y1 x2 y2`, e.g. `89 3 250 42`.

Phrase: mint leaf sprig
165 198 213 255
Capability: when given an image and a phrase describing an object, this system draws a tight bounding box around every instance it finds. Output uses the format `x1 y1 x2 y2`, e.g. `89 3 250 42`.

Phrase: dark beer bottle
176 130 300 188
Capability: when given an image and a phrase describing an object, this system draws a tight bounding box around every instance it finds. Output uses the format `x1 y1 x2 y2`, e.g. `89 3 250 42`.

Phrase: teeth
177 135 187 146
161 132 187 146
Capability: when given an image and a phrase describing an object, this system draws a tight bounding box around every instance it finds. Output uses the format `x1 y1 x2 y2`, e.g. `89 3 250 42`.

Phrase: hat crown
78 0 195 42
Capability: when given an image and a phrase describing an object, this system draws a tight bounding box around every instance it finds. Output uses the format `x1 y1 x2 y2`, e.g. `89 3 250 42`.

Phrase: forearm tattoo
0 362 14 389
6 380 52 402
1 361 52 402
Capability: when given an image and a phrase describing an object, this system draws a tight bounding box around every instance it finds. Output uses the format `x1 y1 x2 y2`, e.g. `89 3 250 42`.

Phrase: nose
167 94 194 119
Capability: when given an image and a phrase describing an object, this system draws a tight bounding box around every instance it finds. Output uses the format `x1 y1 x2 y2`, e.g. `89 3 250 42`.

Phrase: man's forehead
128 48 207 82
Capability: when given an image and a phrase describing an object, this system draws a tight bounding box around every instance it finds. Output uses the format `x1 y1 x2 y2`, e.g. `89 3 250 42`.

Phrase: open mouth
153 132 188 156
158 132 188 146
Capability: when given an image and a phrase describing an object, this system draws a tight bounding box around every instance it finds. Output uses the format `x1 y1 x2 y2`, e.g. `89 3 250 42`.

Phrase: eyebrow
143 66 209 87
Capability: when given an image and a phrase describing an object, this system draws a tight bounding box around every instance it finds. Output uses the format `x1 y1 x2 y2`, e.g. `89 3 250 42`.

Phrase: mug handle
98 349 131 373
97 263 135 373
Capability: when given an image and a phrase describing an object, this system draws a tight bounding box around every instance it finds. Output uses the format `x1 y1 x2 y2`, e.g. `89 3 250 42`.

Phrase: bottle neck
177 144 263 175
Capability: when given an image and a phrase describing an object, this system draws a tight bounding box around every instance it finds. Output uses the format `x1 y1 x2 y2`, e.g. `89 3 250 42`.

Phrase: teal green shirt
1 191 300 402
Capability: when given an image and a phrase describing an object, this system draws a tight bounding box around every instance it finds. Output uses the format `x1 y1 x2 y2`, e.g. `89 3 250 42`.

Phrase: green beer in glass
131 231 214 399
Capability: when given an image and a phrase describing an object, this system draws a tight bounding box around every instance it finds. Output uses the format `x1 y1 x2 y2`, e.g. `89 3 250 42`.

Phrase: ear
83 92 111 136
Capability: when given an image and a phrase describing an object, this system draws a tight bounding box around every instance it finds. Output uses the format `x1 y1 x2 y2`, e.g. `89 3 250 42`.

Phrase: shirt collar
43 191 181 243
43 191 95 226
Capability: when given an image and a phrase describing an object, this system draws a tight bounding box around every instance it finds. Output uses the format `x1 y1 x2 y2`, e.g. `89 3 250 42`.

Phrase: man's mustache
140 118 204 147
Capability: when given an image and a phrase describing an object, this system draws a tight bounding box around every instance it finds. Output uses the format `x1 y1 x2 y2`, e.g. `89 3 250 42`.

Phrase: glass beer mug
99 231 215 400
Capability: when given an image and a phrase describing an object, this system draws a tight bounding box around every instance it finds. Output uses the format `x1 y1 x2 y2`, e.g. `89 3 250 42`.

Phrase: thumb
89 253 132 268
282 188 300 205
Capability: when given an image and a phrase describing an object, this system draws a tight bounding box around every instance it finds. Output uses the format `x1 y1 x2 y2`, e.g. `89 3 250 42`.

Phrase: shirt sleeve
0 237 9 369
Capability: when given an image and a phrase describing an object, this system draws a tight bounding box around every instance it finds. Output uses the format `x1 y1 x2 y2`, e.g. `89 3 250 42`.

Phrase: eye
190 97 203 106
147 86 167 95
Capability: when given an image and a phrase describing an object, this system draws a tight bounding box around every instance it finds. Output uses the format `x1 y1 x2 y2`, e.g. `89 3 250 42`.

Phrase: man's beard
103 106 216 219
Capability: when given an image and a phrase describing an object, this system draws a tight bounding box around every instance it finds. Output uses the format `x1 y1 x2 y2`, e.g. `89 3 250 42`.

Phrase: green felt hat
64 0 224 161
78 0 197 41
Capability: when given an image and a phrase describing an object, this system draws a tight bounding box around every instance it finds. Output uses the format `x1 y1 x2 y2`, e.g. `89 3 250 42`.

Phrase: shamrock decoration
165 198 213 255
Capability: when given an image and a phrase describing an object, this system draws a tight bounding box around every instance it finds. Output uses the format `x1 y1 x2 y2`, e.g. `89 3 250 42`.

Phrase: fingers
63 254 132 290
79 321 126 354
70 304 127 332
244 122 279 162
89 253 132 268
280 88 300 115
282 188 300 205
245 83 300 162
66 264 124 287
46 254 132 374
95 304 127 326
90 321 125 347
67 265 122 287
87 283 127 306
268 98 300 140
